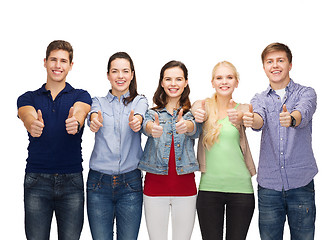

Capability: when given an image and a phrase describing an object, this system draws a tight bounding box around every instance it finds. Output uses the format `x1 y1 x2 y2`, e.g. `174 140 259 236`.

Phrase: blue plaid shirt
251 80 318 191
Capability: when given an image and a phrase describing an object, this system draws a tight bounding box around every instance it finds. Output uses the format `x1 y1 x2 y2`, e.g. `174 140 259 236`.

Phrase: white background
1 0 334 239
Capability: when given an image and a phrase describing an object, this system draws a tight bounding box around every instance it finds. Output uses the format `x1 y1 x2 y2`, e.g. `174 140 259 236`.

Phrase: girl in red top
140 60 199 240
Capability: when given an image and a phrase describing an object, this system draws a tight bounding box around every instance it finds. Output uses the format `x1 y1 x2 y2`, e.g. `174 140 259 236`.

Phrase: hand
129 110 141 132
30 109 44 137
65 107 79 135
280 104 291 127
90 111 103 132
151 112 163 138
243 104 254 128
227 99 239 125
194 100 206 123
176 109 187 134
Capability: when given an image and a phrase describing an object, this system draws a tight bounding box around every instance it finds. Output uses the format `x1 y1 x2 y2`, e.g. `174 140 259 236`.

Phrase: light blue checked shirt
251 80 318 191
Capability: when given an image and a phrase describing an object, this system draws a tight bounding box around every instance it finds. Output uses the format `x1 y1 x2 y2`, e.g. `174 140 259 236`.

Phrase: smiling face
107 58 134 98
44 49 73 84
263 51 292 90
161 66 188 101
212 64 239 98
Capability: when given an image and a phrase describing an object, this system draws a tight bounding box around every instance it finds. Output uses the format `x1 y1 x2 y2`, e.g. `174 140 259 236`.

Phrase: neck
111 89 128 101
216 94 232 110
270 77 290 90
166 97 180 114
45 80 66 100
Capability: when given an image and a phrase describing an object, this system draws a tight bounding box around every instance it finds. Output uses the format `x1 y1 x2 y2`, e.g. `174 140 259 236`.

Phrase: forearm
186 120 195 133
73 102 91 127
252 113 264 130
18 106 37 132
291 110 302 127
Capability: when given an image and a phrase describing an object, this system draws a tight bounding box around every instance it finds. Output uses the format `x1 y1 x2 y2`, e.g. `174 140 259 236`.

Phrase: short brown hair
46 40 73 63
261 42 292 64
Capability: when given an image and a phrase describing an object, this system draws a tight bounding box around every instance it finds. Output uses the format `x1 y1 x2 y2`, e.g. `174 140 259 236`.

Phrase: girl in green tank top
192 61 255 240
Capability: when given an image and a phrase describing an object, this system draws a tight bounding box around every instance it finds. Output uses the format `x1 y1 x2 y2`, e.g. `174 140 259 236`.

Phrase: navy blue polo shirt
17 83 92 174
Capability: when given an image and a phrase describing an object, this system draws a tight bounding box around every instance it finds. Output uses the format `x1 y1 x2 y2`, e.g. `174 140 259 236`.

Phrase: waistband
88 168 142 181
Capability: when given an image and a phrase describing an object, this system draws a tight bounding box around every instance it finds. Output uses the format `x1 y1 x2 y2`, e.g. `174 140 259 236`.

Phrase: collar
266 79 295 95
106 90 130 103
37 82 74 95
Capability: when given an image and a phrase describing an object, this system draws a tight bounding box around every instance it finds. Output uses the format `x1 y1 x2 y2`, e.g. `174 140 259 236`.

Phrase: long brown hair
152 60 191 113
107 52 138 106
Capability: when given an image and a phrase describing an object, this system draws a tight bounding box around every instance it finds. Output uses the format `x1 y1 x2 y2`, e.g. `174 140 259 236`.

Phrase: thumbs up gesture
151 112 163 138
193 100 206 123
66 107 79 135
30 109 45 137
227 99 240 125
129 110 141 132
90 110 104 132
176 109 188 134
243 104 254 128
279 104 291 127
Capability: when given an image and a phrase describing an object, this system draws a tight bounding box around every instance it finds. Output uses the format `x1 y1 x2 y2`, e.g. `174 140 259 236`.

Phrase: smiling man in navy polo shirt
17 40 92 240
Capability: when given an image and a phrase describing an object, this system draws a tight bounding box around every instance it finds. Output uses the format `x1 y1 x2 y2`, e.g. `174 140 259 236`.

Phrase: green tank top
199 115 253 194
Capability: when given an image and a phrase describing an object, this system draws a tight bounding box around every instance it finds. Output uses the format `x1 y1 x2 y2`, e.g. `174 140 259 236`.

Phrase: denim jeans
87 169 143 240
24 172 84 240
258 180 316 240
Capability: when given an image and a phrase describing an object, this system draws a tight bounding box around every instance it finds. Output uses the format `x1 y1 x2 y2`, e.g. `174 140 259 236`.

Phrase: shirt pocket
102 111 114 127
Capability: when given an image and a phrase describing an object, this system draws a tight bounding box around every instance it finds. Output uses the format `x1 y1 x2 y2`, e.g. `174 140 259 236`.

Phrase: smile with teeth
168 88 179 93
272 70 281 74
52 70 63 75
116 80 126 85
219 86 229 90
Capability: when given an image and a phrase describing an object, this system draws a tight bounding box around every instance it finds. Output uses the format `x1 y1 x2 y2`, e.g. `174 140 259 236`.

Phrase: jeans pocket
70 173 84 190
126 177 142 192
24 173 39 189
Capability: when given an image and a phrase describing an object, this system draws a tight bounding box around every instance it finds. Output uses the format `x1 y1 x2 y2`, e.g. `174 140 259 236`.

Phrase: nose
171 79 177 85
55 60 61 68
118 71 124 78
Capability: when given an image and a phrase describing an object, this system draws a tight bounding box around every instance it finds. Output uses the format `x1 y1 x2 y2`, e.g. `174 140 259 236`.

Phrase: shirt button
281 166 284 169
280 138 283 141
178 157 181 160
280 152 284 155
177 144 180 147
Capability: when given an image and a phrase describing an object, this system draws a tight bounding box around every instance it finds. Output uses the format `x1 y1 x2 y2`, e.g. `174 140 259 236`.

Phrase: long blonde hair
202 61 240 150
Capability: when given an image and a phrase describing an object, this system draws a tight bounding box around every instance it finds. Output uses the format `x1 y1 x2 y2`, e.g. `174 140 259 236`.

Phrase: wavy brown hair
152 60 191 113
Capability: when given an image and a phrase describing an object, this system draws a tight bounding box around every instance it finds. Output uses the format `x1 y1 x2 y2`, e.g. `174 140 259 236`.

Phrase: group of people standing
17 40 317 240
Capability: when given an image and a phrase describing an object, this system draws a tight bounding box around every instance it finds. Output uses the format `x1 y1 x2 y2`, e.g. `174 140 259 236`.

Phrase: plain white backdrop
1 0 334 239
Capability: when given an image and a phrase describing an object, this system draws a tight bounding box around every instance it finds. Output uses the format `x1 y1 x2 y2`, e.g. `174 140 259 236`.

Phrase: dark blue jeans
258 180 316 240
24 172 84 240
87 169 143 240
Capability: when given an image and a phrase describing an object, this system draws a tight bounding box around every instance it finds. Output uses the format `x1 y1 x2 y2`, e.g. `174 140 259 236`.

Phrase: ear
44 58 47 68
289 63 292 71
69 61 74 71
185 79 188 87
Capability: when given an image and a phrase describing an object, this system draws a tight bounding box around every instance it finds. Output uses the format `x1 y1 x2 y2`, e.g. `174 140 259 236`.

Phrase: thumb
249 104 253 113
282 104 288 112
154 112 160 125
98 110 103 123
37 109 44 124
129 109 134 122
229 99 235 109
201 100 206 110
68 107 74 118
177 108 184 122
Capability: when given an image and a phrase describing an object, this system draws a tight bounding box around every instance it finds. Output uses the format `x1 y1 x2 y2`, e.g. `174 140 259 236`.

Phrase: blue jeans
24 172 84 240
258 180 316 240
87 169 143 240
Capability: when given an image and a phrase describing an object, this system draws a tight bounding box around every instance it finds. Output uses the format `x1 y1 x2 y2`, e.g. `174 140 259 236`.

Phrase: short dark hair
261 42 292 64
107 52 138 106
46 40 73 63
